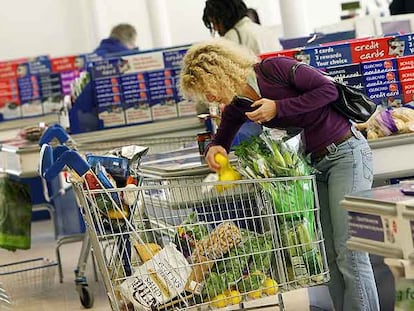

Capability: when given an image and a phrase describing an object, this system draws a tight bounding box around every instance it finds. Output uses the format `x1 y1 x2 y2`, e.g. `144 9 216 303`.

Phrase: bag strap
234 27 242 45
258 59 302 87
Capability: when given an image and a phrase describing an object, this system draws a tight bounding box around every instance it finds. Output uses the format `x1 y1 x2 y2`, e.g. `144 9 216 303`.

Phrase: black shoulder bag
258 60 377 123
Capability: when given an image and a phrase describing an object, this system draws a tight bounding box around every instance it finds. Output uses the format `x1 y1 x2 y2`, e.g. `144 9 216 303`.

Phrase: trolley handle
43 150 90 181
38 124 70 146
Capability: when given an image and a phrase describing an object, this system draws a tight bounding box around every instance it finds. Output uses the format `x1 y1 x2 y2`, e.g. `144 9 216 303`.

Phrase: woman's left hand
245 98 277 124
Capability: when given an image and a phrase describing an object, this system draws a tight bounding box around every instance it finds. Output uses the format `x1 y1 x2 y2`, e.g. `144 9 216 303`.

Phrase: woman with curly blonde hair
180 39 379 311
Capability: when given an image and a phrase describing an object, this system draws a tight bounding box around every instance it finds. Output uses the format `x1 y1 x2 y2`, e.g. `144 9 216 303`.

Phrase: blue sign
163 48 188 68
392 34 414 57
348 212 384 242
302 43 353 69
361 58 398 75
91 58 121 79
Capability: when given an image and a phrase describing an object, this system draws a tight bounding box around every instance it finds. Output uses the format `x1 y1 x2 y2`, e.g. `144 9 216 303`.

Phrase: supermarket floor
0 219 311 311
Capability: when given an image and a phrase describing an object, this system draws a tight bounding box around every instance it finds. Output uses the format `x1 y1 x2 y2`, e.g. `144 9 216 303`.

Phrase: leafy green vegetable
202 271 228 298
215 244 249 284
237 271 265 293
234 132 316 235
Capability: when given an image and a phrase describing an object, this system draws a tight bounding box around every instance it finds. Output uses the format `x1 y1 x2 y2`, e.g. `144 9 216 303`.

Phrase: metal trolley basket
41 144 329 311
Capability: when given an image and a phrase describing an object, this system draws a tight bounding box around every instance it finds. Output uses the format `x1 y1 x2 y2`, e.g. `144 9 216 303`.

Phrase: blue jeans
311 130 380 311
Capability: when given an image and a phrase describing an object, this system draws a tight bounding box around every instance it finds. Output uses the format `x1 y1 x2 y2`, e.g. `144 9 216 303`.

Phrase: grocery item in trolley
191 221 242 260
119 243 192 310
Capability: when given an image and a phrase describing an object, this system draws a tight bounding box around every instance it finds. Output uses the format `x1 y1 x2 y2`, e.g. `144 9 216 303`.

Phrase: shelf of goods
0 116 204 177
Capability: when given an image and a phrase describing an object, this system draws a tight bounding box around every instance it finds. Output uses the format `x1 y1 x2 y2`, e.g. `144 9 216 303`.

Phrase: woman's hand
245 98 277 124
205 145 227 172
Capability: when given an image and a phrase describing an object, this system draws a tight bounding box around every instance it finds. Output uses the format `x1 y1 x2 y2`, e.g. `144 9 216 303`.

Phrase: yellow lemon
262 278 279 296
226 290 242 305
223 289 232 296
214 153 229 167
247 289 262 300
210 294 228 308
107 208 129 219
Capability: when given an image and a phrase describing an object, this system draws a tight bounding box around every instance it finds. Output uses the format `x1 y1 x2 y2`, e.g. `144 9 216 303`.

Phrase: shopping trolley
38 125 97 308
39 125 148 308
41 146 329 311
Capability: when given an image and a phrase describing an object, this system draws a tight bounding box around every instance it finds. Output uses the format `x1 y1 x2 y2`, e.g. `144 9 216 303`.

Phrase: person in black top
389 0 414 15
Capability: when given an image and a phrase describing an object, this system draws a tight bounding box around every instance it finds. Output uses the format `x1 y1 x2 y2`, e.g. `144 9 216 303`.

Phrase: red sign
397 55 414 71
399 69 414 82
260 49 299 60
400 80 414 103
350 37 395 63
51 56 84 72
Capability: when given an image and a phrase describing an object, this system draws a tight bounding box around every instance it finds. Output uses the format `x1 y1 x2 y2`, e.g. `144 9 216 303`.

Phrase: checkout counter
0 116 204 177
1 118 414 179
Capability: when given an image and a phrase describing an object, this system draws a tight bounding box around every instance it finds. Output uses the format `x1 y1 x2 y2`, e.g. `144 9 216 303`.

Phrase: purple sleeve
266 58 339 118
210 104 248 153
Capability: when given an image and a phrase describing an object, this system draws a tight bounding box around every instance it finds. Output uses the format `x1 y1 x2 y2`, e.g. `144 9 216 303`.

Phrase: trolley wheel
79 286 94 309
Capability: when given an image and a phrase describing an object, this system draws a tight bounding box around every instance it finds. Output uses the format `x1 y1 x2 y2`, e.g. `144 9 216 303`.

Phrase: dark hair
246 8 260 24
202 0 248 36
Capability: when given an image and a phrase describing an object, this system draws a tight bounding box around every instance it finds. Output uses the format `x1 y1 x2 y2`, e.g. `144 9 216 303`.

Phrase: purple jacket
212 56 351 154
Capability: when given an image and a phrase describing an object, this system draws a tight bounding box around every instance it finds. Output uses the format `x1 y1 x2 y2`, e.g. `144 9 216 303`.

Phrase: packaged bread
134 243 162 262
185 255 213 294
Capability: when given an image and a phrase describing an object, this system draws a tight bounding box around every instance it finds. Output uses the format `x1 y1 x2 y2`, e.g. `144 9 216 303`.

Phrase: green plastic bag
0 177 32 251
264 179 315 238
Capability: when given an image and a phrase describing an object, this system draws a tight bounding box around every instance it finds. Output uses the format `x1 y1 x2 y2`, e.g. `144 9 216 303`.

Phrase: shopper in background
389 0 414 15
180 38 380 311
246 8 261 24
202 0 279 55
94 23 138 57
202 0 279 147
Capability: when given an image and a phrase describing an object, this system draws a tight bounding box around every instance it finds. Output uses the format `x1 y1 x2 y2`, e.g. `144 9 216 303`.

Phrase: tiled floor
0 220 310 311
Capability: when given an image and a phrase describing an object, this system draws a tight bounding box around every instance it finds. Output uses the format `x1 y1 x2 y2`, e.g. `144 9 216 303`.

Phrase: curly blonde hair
179 38 258 103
